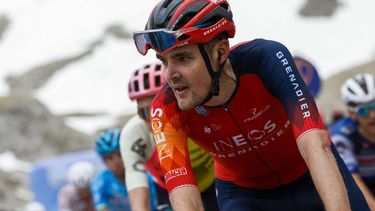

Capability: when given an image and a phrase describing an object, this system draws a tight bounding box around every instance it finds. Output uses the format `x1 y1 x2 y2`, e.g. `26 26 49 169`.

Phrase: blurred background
0 0 374 210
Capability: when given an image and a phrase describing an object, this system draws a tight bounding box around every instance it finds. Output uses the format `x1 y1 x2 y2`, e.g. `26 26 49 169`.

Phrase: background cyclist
91 129 131 211
58 161 96 211
331 73 375 210
132 0 369 210
120 62 218 210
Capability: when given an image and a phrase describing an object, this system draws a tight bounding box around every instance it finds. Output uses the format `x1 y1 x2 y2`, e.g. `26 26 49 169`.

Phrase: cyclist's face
103 151 125 178
77 187 92 201
157 44 212 110
351 101 375 137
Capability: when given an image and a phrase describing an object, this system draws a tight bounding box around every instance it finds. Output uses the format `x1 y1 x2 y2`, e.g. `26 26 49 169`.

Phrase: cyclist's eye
156 55 168 66
177 56 190 63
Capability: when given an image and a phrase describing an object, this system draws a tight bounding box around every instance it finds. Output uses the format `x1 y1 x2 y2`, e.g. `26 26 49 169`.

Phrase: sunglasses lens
356 102 375 117
133 33 148 55
148 31 177 53
133 30 178 54
357 107 368 117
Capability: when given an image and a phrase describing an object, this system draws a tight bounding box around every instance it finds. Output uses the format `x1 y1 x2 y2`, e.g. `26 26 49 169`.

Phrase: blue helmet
95 128 121 157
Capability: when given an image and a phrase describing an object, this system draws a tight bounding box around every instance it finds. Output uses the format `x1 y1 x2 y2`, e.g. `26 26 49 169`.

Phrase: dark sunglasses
351 101 375 117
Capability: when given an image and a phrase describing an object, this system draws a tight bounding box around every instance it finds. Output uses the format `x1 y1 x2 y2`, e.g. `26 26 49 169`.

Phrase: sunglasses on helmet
351 101 375 117
133 28 199 55
133 18 234 55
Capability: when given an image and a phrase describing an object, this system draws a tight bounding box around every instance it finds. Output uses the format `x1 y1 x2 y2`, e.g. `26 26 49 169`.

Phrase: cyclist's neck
204 61 236 107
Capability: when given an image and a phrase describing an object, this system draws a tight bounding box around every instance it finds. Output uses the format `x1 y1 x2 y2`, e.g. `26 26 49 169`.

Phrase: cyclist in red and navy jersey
132 0 369 210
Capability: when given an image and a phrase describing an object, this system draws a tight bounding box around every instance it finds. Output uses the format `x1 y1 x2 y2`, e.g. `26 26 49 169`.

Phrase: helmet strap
197 44 226 106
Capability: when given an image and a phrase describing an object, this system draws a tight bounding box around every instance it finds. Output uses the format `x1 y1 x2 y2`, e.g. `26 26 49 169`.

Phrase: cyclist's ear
218 50 223 61
216 39 230 65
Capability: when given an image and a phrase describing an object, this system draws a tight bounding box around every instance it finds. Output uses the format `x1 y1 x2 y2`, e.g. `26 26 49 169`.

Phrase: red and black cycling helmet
128 62 167 101
134 0 235 55
133 0 236 106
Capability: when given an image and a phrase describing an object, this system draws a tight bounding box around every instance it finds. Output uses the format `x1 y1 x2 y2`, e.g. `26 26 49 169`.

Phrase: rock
0 94 93 161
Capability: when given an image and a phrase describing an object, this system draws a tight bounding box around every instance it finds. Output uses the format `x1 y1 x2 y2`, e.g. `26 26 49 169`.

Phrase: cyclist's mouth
174 86 188 96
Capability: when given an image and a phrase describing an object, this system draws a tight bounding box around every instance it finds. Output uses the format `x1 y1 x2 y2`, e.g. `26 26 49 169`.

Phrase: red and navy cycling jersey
330 117 375 185
150 39 325 193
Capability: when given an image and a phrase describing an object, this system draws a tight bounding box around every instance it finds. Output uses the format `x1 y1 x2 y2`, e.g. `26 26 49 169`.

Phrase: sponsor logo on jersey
203 124 222 134
244 105 270 123
151 108 172 161
165 167 188 183
209 120 290 158
276 51 311 119
195 106 208 116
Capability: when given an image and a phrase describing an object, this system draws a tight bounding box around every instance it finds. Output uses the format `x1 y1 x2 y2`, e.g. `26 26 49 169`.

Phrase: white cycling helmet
67 161 96 189
341 73 375 107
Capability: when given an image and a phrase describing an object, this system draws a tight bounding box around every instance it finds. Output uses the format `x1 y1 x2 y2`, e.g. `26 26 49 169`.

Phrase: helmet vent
144 73 150 89
134 69 139 76
358 80 369 94
177 34 190 41
174 13 195 30
155 64 161 71
220 2 230 11
134 81 139 92
347 87 355 95
155 75 161 87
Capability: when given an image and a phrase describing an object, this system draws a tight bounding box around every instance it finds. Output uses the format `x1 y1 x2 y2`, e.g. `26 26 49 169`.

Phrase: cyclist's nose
165 63 181 82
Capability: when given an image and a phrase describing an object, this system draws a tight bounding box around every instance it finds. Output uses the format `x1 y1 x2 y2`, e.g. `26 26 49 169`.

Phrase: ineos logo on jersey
247 120 276 140
210 120 290 158
151 108 171 160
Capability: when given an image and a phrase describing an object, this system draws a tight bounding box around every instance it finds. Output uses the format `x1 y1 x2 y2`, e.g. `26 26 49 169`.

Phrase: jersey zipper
222 104 283 185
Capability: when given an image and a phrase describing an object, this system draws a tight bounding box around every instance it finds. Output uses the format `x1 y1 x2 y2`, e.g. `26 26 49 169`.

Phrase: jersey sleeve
331 133 359 173
90 173 108 210
237 40 324 139
120 115 153 191
150 87 198 194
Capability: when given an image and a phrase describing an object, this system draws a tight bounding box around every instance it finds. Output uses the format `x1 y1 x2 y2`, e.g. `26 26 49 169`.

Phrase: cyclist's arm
128 187 151 211
251 41 350 210
297 129 350 211
150 91 199 210
170 186 204 211
352 174 375 210
120 116 153 211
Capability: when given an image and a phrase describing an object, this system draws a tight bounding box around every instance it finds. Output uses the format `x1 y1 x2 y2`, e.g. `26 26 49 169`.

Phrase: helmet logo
211 0 225 4
176 41 189 47
203 19 227 36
